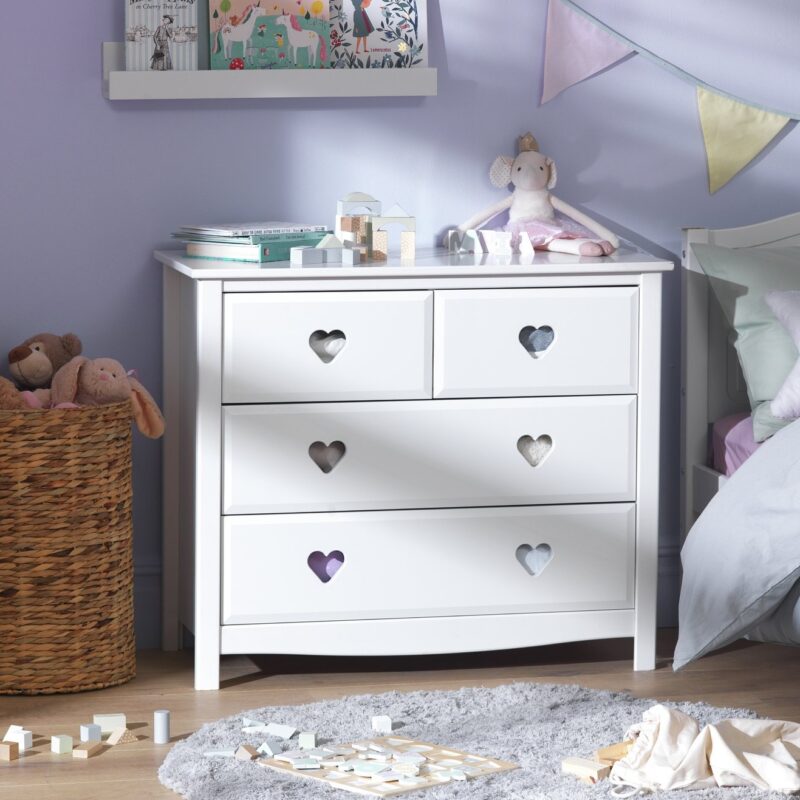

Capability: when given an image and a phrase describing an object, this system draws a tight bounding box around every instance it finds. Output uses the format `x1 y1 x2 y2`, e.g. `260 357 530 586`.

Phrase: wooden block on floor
73 741 103 759
595 739 634 765
93 714 127 734
561 756 611 785
51 735 73 754
235 744 259 761
0 742 18 762
107 728 137 746
80 724 101 743
372 716 393 734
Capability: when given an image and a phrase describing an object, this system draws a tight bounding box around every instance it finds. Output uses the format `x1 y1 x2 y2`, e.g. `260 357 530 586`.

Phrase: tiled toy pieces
258 736 518 796
235 744 259 761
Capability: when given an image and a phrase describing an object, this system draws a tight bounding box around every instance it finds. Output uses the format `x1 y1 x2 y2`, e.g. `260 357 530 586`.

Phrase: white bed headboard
681 212 800 538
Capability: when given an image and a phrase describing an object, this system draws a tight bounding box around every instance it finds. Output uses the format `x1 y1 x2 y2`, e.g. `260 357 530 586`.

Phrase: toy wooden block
107 728 136 746
93 713 127 734
595 739 634 765
264 723 297 740
316 234 344 263
372 230 389 261
0 742 18 762
341 247 362 266
400 231 416 260
372 716 393 734
257 740 276 757
517 231 534 256
51 735 73 754
337 192 382 218
80 724 101 743
235 744 259 761
299 732 317 749
2 725 22 742
73 741 103 759
290 246 324 266
561 756 611 785
374 203 416 232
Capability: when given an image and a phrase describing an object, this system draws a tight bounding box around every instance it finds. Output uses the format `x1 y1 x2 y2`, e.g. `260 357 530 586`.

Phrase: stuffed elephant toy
51 356 165 439
458 132 619 257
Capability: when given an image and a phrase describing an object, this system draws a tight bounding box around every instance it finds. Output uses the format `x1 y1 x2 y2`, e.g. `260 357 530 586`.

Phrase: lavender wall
2 1 798 647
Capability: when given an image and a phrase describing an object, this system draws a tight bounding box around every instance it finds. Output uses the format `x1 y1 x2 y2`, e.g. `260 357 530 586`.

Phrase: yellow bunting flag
697 86 790 193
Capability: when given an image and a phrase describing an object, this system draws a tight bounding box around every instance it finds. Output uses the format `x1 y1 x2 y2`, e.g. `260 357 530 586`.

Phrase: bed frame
681 212 800 538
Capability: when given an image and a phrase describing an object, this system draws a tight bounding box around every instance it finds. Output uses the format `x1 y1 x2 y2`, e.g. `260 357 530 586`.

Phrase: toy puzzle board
258 736 518 796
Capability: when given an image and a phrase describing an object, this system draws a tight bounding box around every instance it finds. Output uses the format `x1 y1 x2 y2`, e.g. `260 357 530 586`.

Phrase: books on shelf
209 0 330 70
178 222 328 236
330 0 427 68
177 223 330 262
126 0 199 71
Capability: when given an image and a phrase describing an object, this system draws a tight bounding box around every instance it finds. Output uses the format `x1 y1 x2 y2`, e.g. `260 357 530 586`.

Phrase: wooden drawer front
433 287 638 398
221 505 636 624
223 291 433 403
223 396 636 514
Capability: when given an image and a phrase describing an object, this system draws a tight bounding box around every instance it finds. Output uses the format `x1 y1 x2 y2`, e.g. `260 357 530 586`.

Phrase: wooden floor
1 631 798 799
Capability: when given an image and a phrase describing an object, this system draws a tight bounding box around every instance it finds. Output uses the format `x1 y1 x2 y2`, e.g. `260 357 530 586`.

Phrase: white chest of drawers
158 247 671 690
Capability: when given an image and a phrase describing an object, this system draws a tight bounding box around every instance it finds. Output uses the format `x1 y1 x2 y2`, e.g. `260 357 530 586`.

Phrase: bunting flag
540 0 798 193
696 86 790 193
541 0 633 104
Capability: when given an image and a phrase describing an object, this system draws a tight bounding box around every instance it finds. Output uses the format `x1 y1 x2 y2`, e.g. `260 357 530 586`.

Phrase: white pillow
766 290 800 420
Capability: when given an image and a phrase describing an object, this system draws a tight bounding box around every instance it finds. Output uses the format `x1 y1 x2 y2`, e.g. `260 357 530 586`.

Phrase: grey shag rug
159 682 776 799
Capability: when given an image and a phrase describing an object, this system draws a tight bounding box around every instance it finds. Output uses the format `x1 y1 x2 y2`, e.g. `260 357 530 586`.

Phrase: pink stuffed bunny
51 356 165 439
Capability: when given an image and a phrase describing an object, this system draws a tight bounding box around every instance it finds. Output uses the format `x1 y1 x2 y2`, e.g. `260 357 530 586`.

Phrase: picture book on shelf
126 0 199 71
330 0 427 68
209 1 330 70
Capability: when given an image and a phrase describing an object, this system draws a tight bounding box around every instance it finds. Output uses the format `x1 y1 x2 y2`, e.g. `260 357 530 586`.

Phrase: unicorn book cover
209 1 330 69
330 0 426 68
126 0 199 71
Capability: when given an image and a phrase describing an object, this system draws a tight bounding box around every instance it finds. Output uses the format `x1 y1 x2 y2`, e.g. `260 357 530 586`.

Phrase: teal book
186 234 327 263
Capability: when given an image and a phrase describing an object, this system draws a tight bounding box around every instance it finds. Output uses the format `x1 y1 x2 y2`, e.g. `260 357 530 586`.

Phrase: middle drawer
223 396 637 514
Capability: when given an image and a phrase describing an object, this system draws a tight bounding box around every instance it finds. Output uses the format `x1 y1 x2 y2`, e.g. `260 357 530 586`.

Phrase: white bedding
675 417 800 669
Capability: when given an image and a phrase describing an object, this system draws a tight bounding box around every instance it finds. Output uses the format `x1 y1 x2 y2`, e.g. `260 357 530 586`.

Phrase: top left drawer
223 291 433 403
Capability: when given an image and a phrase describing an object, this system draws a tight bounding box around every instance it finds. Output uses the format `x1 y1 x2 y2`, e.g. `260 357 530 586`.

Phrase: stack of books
175 222 331 263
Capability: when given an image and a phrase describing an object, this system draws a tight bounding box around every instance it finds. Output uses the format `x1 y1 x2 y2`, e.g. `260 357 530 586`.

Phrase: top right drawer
433 287 639 398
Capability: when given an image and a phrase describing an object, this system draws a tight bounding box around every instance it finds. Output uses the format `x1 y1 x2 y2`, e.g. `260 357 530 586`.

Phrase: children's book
126 0 199 71
209 1 330 70
178 222 329 236
329 0 427 68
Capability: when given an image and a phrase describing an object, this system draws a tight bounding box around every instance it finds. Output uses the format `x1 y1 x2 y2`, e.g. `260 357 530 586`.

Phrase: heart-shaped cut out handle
517 434 553 468
308 550 345 583
519 325 554 359
309 329 346 363
309 440 346 473
516 543 552 577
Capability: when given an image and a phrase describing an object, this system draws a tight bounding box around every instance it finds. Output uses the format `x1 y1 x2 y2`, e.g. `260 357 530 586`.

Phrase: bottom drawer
222 505 635 625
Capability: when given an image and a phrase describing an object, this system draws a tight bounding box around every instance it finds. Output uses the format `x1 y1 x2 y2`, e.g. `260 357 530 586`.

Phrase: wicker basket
0 402 135 694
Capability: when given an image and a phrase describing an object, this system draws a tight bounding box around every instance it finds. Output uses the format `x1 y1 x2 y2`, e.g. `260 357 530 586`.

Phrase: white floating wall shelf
102 43 437 101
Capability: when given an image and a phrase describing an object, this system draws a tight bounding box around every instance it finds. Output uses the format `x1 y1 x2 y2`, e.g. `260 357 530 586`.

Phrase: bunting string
541 0 796 192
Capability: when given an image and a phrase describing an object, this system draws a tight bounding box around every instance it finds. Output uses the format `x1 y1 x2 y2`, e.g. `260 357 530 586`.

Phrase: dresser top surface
156 246 673 281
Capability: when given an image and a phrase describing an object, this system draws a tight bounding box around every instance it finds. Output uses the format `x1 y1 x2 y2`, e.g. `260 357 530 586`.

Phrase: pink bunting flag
541 0 634 104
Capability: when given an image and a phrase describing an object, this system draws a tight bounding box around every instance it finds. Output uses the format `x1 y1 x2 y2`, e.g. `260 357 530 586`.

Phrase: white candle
154 709 170 745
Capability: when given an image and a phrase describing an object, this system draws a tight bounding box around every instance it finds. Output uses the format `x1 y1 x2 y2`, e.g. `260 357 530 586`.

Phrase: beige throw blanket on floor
610 705 800 794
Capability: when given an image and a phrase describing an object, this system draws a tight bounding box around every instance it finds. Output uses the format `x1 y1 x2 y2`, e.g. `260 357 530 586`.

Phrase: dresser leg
194 636 221 690
633 630 657 671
